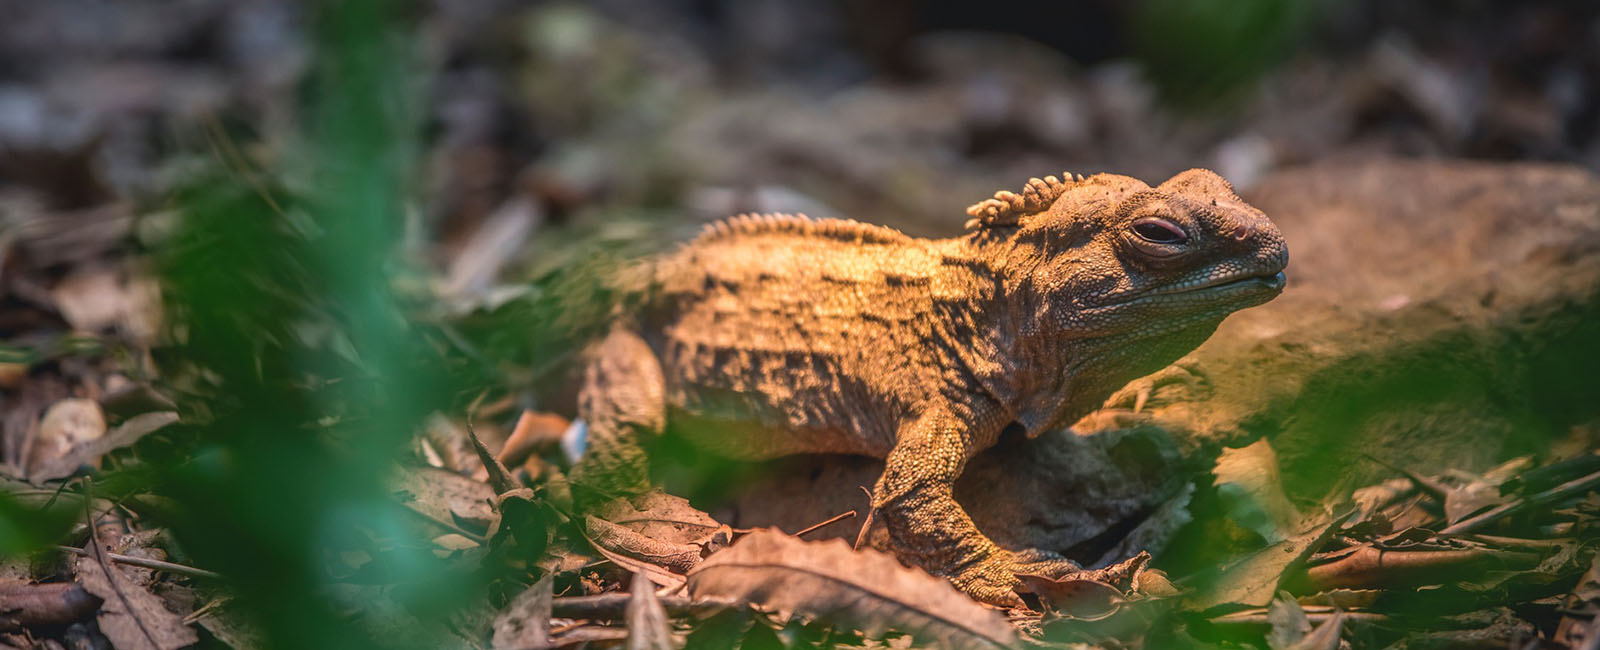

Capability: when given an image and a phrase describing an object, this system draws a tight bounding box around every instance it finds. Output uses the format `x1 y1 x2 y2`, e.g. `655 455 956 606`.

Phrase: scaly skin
569 169 1288 606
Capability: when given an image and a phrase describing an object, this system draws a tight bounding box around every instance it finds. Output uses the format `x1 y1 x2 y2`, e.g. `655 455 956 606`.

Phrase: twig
1209 609 1387 626
853 485 875 550
793 510 856 539
550 593 694 619
1304 545 1539 591
55 546 222 581
1440 468 1600 535
181 597 229 625
81 478 163 650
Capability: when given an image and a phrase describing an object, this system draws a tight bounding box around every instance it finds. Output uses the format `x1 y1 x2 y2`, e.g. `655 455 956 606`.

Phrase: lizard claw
950 548 1082 608
1101 360 1210 412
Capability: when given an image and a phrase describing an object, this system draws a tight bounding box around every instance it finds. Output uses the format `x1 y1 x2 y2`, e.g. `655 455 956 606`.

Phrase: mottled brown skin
571 169 1288 606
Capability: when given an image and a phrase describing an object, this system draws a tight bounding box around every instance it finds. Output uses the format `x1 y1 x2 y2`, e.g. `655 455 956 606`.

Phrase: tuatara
569 169 1288 606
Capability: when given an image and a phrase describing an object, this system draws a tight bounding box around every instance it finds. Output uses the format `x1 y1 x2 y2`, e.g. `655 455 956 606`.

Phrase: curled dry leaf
1017 552 1153 620
1014 576 1124 620
685 529 1016 649
582 491 734 585
583 516 695 589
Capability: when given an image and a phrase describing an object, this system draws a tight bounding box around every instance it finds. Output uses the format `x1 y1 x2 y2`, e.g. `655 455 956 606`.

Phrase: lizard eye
1131 218 1188 245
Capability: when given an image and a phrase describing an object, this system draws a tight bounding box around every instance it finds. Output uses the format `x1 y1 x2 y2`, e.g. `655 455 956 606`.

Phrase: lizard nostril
1230 224 1253 241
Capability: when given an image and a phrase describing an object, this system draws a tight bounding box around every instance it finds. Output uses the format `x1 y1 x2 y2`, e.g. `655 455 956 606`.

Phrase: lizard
568 168 1288 606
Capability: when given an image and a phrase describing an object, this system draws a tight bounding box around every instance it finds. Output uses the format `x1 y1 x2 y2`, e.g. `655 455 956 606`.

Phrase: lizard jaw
1104 270 1286 307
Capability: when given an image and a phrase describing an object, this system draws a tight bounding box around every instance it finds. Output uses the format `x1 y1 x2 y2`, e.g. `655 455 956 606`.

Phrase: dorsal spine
964 172 1082 229
693 213 911 246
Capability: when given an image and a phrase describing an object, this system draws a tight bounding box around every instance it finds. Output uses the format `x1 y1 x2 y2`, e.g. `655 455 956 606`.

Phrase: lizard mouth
1109 271 1286 305
1176 270 1286 296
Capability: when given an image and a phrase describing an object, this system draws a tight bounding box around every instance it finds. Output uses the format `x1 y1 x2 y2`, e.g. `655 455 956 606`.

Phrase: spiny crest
964 172 1083 229
693 212 911 246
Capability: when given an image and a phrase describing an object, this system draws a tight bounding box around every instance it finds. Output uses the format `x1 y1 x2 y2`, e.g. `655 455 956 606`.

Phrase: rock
717 159 1600 562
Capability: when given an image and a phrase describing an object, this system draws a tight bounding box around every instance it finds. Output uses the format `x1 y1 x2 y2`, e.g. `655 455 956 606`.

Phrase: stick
793 510 856 539
55 546 222 581
1440 468 1600 535
550 593 694 619
81 479 162 650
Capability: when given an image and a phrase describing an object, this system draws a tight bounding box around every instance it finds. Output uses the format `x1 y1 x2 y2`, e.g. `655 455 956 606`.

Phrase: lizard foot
1101 360 1210 413
949 548 1082 608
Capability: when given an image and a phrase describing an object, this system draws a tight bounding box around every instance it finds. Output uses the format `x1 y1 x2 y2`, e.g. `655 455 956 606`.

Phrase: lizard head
967 168 1287 400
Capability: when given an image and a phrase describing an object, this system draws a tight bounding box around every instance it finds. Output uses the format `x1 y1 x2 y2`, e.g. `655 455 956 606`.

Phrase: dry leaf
31 411 177 482
0 581 101 627
627 572 677 650
1186 511 1353 612
1015 576 1124 620
497 410 570 469
686 529 1015 649
51 269 162 342
492 575 553 650
1285 610 1344 650
1214 438 1302 544
75 551 198 650
1442 477 1508 525
1266 593 1312 650
583 516 694 589
596 491 724 547
26 398 106 474
388 464 497 530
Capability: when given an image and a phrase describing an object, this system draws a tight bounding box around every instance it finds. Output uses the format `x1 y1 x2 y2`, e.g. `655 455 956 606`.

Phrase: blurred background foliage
0 0 1597 647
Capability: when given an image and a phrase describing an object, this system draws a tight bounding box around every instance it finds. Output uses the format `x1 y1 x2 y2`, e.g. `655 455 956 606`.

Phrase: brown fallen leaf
1014 577 1124 620
25 398 106 475
0 581 101 628
1551 548 1599 649
1266 593 1311 650
627 572 677 650
1016 552 1150 619
388 464 497 531
75 546 198 650
491 575 553 650
583 515 695 589
686 529 1015 649
596 491 726 547
497 410 570 469
1285 610 1344 650
51 268 162 341
31 411 177 482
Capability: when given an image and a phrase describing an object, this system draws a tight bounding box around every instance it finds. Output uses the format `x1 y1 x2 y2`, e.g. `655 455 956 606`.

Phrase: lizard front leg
569 328 667 504
873 407 1080 607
